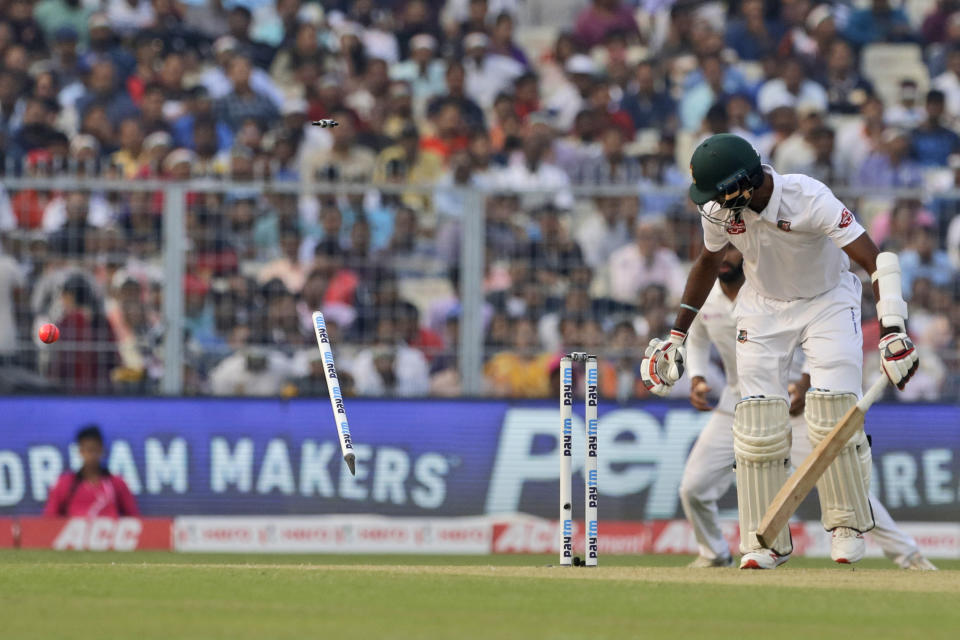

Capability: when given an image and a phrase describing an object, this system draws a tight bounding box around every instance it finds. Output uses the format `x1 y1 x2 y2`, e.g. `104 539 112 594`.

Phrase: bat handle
856 376 888 412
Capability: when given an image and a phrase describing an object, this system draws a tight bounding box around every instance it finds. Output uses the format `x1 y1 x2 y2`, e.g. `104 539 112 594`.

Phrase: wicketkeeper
642 134 919 569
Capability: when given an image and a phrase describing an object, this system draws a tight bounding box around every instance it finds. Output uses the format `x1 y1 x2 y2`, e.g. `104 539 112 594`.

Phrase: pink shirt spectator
574 1 640 49
44 471 140 518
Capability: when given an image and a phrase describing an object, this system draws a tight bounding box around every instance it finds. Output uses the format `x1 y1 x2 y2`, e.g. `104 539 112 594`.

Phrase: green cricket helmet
688 133 764 225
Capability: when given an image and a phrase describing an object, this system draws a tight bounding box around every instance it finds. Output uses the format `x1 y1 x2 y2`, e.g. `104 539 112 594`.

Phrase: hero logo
839 208 854 228
563 518 573 559
562 418 572 457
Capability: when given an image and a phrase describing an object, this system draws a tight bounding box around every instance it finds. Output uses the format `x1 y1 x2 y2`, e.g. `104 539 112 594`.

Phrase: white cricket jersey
701 166 865 301
687 282 806 413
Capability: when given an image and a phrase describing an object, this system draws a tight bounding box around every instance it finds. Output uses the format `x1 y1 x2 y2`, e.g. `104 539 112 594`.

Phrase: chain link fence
2 172 958 400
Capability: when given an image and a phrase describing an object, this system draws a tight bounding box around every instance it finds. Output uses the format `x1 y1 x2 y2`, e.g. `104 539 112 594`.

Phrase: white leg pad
805 390 876 533
733 397 792 555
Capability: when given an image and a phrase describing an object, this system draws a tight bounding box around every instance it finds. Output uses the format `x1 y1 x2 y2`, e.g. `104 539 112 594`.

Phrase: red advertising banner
0 518 14 548
17 517 172 551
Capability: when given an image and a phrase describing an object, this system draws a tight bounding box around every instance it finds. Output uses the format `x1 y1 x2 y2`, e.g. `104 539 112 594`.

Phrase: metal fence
1 175 958 400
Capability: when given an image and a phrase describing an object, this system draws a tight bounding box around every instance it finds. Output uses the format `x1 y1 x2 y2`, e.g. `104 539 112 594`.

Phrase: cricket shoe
895 552 938 571
831 527 866 564
739 550 790 570
688 555 734 568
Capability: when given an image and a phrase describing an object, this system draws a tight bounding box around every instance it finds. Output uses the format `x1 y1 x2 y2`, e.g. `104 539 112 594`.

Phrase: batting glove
878 332 919 390
641 330 687 397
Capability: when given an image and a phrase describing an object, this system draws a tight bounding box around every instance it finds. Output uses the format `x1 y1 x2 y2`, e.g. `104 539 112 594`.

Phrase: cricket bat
755 375 888 548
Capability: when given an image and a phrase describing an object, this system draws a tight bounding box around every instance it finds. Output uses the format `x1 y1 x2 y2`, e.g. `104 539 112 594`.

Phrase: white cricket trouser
679 407 919 561
736 272 864 398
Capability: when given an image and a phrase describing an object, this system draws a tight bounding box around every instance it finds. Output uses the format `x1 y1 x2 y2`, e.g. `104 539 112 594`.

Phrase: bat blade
755 405 866 548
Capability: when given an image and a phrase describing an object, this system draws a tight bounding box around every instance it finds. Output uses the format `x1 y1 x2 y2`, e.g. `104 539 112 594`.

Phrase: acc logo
777 220 791 232
725 219 746 235
737 329 748 343
839 208 853 228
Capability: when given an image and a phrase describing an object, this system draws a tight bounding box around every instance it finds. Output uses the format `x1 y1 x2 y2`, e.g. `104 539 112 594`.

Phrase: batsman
642 134 919 570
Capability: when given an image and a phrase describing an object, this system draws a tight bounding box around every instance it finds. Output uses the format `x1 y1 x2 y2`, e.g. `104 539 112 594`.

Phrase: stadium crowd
0 0 959 399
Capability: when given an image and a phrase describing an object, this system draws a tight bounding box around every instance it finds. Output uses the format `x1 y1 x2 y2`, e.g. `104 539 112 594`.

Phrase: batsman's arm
842 232 918 389
672 246 723 333
841 233 885 321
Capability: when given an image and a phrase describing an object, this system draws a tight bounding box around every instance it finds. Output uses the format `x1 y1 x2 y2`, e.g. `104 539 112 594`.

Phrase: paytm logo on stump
484 408 708 518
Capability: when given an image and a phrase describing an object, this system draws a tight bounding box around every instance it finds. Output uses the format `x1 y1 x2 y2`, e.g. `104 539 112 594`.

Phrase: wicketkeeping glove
641 330 687 397
878 332 919 390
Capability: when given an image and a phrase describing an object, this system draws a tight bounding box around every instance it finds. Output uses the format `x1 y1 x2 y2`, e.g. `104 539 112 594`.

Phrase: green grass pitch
1 551 957 639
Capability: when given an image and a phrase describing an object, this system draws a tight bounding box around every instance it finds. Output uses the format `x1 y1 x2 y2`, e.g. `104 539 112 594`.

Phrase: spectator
33 0 93 47
490 11 529 67
105 0 155 39
110 118 147 179
515 202 585 286
578 126 641 183
258 225 307 294
209 345 293 396
302 110 376 184
350 318 431 396
50 274 118 393
106 277 162 387
484 316 552 397
44 425 139 517
290 350 356 397
573 0 640 49
270 20 323 98
587 81 635 141
373 123 444 212
427 61 485 132
900 226 955 296
680 55 740 131
836 94 886 180
463 31 524 111
794 125 850 186
495 117 573 210
201 36 283 109
620 60 677 133
0 242 23 364
215 55 280 133
75 59 138 125
844 0 914 47
856 128 925 188
725 0 784 62
932 46 960 119
47 191 95 257
607 219 684 304
390 34 447 115
886 79 926 129
911 90 960 166
819 40 874 115
546 53 596 133
85 12 135 80
171 86 233 152
758 57 828 116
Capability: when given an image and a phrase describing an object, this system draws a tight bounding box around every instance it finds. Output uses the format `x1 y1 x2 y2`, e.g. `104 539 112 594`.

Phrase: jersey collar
754 164 782 223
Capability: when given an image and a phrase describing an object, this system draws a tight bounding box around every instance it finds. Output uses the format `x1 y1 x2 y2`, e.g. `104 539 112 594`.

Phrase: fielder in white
679 246 936 570
642 133 920 570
